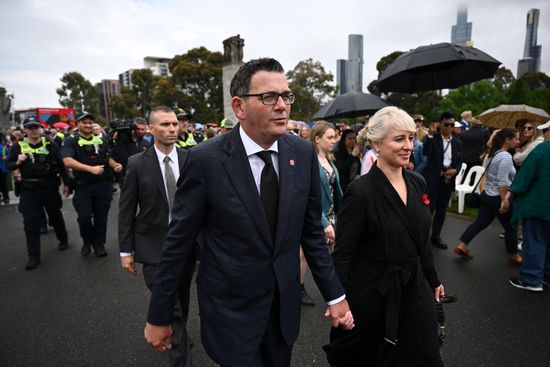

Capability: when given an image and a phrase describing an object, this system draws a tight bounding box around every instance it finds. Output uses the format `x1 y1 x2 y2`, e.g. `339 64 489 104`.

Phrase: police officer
61 113 123 257
6 117 71 270
175 111 191 149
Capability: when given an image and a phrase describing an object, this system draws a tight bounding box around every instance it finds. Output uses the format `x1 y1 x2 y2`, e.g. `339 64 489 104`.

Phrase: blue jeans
519 218 550 287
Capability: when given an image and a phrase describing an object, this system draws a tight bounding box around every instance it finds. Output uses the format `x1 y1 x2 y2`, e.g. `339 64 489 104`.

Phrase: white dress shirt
239 127 345 306
442 135 453 169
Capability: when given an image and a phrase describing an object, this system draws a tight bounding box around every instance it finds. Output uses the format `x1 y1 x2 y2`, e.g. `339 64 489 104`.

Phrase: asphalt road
1 192 549 367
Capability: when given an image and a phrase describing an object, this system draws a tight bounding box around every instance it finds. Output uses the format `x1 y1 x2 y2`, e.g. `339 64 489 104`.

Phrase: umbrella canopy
312 91 390 119
477 104 550 129
376 43 501 93
53 122 70 129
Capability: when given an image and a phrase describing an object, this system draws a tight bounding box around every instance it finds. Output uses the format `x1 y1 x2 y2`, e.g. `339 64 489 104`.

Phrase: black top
325 164 442 367
333 145 360 192
61 134 112 185
460 126 490 166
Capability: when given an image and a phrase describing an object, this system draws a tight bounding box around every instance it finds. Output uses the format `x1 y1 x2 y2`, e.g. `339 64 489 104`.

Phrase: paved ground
1 192 549 367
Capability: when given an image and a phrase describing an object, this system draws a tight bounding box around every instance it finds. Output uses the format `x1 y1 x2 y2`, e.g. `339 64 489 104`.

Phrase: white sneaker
509 278 543 292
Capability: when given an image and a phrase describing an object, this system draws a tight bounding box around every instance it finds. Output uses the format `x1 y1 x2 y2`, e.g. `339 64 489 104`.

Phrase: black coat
460 126 490 166
325 164 443 367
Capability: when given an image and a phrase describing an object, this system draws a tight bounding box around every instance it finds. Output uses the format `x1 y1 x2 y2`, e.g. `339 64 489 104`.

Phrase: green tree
131 68 158 117
151 77 185 108
376 51 405 74
56 72 98 115
519 72 550 90
286 58 337 121
170 47 223 123
508 79 531 105
109 87 141 119
437 79 509 117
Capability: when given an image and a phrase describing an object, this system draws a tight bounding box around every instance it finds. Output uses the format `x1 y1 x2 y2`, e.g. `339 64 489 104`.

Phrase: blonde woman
325 107 443 366
513 121 543 167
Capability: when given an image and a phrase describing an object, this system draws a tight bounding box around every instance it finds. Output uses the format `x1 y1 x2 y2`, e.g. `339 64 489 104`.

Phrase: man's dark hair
148 106 174 125
440 111 455 121
230 58 285 97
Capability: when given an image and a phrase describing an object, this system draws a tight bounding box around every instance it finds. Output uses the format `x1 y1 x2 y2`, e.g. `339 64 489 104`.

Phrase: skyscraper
336 34 364 94
451 5 473 46
517 8 542 78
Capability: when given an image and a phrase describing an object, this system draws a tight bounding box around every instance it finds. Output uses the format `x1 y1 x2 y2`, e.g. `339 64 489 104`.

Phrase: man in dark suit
119 106 194 367
144 58 354 367
422 111 463 249
460 117 490 182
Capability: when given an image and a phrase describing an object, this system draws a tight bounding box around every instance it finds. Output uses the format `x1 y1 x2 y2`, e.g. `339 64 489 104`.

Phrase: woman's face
315 128 336 154
344 132 357 151
375 128 414 168
299 127 310 139
521 123 534 140
504 132 521 150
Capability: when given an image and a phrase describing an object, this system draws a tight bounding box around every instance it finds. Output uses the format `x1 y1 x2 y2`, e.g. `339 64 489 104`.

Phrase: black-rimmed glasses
239 92 295 105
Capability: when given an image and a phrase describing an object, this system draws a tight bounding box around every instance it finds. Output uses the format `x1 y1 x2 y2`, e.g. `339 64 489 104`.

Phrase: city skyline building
118 69 135 88
517 8 542 78
451 5 473 46
143 56 172 77
336 34 364 94
97 79 120 121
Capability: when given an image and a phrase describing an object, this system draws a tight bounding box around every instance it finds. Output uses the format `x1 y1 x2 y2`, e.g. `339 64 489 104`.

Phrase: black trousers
18 187 68 258
143 253 196 367
460 192 518 253
72 182 112 249
428 178 454 239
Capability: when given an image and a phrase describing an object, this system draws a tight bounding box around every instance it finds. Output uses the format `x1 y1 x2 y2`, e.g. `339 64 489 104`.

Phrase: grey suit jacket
118 147 187 264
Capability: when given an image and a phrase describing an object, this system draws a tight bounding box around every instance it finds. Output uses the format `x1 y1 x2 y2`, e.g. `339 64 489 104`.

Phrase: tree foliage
109 87 141 119
376 51 405 74
151 77 185 109
130 68 158 117
170 47 223 123
286 58 337 121
56 72 98 115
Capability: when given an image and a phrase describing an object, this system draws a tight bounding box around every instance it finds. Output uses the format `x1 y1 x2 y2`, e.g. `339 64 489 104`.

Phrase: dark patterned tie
256 151 279 240
163 156 177 209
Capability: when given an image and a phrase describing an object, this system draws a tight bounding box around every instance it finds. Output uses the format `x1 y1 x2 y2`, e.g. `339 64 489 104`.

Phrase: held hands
121 255 137 275
499 198 510 214
324 299 355 330
324 224 335 245
434 284 445 302
144 323 172 352
62 185 72 198
88 165 104 175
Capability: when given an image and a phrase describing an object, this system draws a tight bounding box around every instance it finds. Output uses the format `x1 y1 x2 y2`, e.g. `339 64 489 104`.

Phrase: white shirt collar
153 144 178 162
239 126 279 156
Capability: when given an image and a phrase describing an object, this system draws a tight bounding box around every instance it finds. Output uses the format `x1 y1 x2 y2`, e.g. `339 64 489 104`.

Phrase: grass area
447 197 479 218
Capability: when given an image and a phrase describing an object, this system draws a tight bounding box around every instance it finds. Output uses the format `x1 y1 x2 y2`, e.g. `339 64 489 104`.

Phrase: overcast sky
1 0 548 110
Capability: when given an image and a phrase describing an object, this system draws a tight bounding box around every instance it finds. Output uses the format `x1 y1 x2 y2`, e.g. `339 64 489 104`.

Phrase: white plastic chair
455 165 485 213
449 163 468 207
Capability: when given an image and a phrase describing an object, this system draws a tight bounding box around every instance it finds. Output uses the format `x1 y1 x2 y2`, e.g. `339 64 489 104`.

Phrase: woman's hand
434 284 445 302
324 224 335 245
351 145 361 158
499 198 510 214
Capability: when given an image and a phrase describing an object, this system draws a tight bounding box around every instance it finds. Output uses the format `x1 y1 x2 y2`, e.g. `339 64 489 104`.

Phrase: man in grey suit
119 106 194 367
144 58 354 367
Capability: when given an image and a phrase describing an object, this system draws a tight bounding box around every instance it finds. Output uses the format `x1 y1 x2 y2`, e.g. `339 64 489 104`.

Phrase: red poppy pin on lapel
290 159 295 166
422 194 430 206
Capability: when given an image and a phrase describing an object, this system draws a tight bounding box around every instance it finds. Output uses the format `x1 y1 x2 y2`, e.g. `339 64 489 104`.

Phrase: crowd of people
1 57 549 366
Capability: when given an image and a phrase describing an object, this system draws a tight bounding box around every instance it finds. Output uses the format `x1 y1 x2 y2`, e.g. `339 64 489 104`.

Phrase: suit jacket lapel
146 147 169 207
274 135 295 253
222 127 272 246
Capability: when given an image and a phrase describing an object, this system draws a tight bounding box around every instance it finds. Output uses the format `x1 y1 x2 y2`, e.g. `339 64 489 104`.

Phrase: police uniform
61 114 114 257
6 117 69 270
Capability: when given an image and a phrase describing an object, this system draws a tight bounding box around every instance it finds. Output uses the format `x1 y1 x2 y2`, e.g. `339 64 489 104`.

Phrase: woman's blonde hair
310 121 336 160
366 106 415 144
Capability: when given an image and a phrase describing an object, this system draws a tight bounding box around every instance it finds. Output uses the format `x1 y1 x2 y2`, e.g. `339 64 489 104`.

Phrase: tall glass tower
336 34 364 94
451 5 473 46
517 8 542 78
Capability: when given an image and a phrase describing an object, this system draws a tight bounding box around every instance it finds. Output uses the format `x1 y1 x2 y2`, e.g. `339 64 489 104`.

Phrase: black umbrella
312 91 390 119
376 42 501 93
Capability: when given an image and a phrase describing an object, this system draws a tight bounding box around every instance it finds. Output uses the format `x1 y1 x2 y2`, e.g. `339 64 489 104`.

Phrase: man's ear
232 96 245 121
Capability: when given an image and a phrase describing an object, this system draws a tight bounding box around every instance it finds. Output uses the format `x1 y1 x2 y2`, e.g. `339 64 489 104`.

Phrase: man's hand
144 323 172 352
62 185 72 198
324 299 354 330
113 163 123 173
16 154 27 165
434 284 445 302
443 168 457 179
88 165 104 175
121 255 137 275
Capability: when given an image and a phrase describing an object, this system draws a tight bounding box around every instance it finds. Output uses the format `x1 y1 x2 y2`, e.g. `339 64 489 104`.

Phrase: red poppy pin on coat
290 159 295 166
